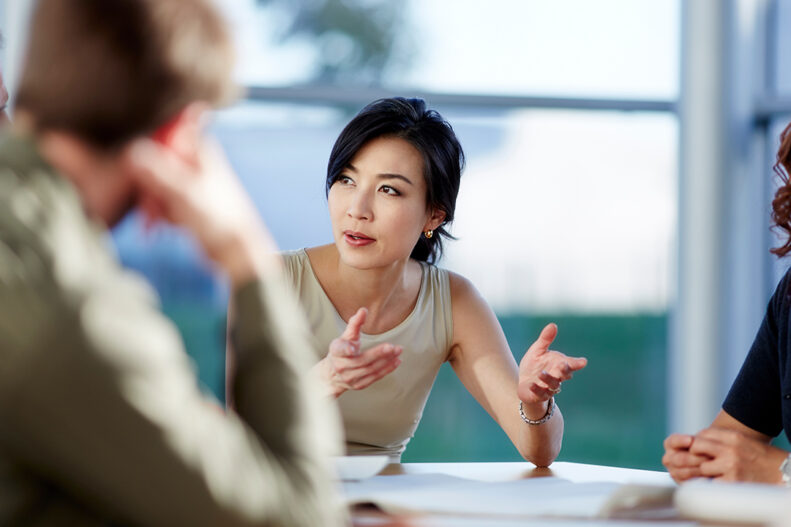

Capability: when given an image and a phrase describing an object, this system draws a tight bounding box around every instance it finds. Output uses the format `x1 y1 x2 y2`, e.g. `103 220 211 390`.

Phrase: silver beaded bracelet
519 397 555 425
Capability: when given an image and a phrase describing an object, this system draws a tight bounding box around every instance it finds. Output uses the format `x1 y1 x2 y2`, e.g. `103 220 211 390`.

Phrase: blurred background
2 0 790 469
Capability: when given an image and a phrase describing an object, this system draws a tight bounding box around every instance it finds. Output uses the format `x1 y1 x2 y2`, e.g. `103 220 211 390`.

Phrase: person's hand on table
516 323 587 419
686 427 788 484
314 307 402 398
662 433 709 482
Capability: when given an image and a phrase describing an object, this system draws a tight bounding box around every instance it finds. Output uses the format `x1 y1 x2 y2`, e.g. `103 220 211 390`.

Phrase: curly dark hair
771 122 791 257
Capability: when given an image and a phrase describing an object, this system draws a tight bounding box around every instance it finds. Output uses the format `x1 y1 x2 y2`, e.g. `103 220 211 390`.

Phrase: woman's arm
447 273 586 466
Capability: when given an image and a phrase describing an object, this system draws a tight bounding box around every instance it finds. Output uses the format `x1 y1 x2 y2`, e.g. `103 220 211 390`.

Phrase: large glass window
772 0 791 96
226 0 679 99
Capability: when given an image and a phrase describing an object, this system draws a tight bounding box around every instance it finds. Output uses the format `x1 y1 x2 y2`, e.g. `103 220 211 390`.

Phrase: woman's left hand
516 323 587 408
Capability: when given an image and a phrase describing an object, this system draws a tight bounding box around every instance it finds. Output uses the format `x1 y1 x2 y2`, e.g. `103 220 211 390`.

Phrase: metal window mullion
244 85 676 114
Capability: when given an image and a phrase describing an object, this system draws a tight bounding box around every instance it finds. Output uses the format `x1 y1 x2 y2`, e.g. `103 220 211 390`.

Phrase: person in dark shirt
663 123 791 486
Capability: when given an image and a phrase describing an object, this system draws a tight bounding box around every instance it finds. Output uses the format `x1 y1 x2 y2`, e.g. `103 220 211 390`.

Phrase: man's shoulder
0 145 86 394
0 138 83 283
0 151 167 402
0 133 146 347
0 132 52 173
0 132 72 237
0 137 59 278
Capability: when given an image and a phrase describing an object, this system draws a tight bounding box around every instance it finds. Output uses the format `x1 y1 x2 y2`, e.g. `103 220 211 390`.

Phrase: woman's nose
347 191 372 220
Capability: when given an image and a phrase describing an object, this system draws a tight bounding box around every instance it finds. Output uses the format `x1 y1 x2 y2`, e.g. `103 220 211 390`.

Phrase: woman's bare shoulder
447 270 484 305
445 270 508 362
304 244 336 270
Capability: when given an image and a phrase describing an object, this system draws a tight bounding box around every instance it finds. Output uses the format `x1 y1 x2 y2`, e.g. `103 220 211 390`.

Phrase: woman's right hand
314 307 403 398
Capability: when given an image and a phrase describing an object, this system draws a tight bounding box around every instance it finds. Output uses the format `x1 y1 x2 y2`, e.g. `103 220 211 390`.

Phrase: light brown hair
15 0 236 150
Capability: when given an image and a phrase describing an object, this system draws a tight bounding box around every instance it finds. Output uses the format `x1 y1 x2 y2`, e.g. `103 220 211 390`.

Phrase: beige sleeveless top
282 249 453 460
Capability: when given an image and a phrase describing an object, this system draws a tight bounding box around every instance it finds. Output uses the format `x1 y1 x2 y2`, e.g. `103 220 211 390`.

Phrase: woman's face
328 135 443 270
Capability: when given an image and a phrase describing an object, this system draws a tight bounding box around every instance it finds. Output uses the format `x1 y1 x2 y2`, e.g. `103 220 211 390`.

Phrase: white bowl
333 455 390 480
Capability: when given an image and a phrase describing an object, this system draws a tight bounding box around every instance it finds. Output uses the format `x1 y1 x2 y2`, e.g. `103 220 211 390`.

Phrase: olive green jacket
0 134 344 526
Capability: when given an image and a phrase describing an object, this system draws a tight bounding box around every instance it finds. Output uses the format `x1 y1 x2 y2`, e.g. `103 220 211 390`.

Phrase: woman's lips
344 231 375 247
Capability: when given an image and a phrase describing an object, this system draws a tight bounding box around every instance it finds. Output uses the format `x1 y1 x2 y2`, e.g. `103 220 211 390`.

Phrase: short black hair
326 97 465 264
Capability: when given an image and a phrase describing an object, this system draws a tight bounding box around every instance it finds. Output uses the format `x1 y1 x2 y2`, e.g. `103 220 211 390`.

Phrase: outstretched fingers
334 344 403 390
348 355 403 390
329 308 369 358
333 343 402 373
538 370 561 391
528 382 555 399
341 307 367 342
357 343 402 366
567 356 588 371
329 337 359 358
528 323 558 356
543 354 587 383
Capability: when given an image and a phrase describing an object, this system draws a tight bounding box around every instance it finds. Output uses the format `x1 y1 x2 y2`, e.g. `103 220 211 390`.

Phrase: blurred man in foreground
0 0 343 525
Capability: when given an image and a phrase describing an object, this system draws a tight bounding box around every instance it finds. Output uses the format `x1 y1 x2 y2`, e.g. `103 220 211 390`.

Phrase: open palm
517 323 587 404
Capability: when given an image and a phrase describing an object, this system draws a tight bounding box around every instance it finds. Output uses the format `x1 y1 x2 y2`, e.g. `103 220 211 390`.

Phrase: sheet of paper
343 473 675 519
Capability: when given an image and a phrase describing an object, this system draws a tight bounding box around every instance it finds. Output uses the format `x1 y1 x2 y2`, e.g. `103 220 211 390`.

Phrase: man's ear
424 208 447 232
151 102 210 164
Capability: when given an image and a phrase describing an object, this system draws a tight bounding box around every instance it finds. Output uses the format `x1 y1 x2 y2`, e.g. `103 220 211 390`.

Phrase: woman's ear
424 208 447 232
151 102 210 165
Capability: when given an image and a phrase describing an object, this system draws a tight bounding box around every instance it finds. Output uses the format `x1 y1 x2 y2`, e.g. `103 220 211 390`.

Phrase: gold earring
424 230 434 239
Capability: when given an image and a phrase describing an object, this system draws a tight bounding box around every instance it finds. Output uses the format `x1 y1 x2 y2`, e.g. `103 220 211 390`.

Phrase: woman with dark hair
281 97 587 463
663 123 791 485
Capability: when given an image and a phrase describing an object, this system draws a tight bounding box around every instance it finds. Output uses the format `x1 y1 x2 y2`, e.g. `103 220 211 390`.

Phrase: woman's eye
335 175 354 185
380 185 401 196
